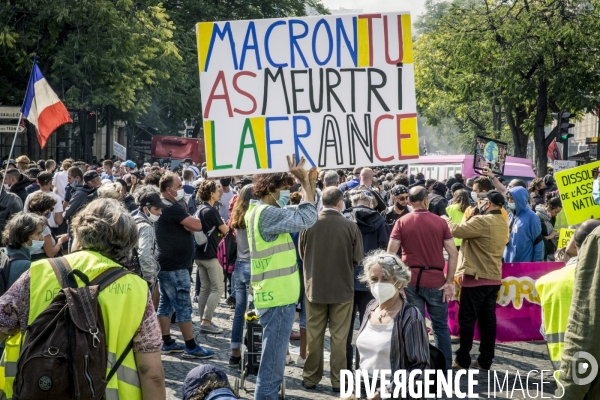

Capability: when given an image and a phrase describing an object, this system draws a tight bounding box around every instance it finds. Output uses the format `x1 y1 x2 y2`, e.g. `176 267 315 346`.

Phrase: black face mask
538 188 547 196
220 178 231 187
396 202 407 211
316 180 323 190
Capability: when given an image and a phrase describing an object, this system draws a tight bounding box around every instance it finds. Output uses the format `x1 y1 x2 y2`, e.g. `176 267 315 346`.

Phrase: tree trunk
505 106 529 158
533 78 549 178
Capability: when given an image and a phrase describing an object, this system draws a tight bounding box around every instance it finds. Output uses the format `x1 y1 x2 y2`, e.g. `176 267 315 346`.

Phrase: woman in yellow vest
246 155 317 400
0 198 165 400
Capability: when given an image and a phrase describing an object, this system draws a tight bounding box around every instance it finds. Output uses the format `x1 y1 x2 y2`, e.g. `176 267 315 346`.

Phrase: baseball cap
486 190 505 207
25 168 40 177
182 365 230 400
131 170 144 179
137 192 166 209
123 160 136 169
183 158 193 164
83 170 100 183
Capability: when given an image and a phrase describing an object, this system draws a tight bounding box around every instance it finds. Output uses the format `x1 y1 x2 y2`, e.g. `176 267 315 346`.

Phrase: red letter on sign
233 71 257 115
204 70 233 119
373 114 394 162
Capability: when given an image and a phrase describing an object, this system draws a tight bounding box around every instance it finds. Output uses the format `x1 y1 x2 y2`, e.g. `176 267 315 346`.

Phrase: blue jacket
6 246 32 288
504 187 544 262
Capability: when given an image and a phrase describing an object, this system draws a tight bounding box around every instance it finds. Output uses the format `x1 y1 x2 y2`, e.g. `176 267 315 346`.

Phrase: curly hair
2 212 45 249
252 173 295 198
27 192 57 215
198 180 217 202
145 169 164 187
187 374 237 400
358 249 411 290
529 178 544 193
71 198 138 263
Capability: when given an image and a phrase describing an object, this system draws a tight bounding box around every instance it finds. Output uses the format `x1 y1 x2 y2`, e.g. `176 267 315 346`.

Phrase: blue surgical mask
272 190 290 208
507 202 516 211
26 239 44 253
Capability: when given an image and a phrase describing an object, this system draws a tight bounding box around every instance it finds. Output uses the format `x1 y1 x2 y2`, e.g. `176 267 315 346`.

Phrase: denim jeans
405 286 452 370
230 260 251 350
156 269 192 323
255 304 296 400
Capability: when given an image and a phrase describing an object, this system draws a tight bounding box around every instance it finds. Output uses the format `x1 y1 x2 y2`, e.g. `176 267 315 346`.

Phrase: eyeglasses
378 256 400 266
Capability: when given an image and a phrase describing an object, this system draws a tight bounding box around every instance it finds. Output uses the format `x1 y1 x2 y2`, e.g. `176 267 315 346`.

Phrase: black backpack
0 251 29 296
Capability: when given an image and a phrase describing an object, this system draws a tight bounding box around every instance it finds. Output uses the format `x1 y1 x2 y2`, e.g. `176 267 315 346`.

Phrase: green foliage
414 0 600 176
0 0 328 135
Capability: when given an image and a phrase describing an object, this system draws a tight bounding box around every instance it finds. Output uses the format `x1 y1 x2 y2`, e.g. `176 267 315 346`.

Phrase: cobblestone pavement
162 287 558 400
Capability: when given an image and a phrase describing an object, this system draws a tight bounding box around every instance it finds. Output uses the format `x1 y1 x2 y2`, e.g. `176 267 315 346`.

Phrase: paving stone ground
162 275 558 400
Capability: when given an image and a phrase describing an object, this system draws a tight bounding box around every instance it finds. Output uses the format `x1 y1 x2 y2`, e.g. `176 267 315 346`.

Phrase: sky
320 0 426 19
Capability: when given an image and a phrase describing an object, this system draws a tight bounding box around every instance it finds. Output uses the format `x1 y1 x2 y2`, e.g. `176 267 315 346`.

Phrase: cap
83 170 100 183
138 192 166 209
25 168 40 177
391 185 409 197
123 160 136 169
486 190 505 207
2 159 15 168
132 170 144 179
353 166 363 175
450 182 465 193
182 365 229 400
236 177 253 188
183 158 193 164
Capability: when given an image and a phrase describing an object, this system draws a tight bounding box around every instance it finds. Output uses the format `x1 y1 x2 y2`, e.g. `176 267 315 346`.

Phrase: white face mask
471 191 479 202
174 188 185 201
507 202 516 211
370 282 398 304
148 213 160 223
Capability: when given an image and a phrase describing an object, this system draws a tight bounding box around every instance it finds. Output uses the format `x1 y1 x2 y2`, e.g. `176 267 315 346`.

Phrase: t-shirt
390 209 453 288
219 189 235 222
24 190 64 228
195 203 224 260
154 199 194 271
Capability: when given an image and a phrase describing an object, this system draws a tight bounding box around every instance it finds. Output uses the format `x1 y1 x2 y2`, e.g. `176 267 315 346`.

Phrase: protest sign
448 262 565 342
554 160 600 225
473 135 508 175
553 160 576 173
196 13 418 177
558 228 575 248
113 141 126 160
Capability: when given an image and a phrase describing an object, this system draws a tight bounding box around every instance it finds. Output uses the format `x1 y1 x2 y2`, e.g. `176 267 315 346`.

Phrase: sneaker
286 354 293 364
182 345 214 359
296 356 306 367
161 342 185 354
229 355 241 366
200 323 223 334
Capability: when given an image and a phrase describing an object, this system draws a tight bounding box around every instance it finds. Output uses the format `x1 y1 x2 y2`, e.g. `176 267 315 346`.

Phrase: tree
0 0 181 159
414 0 600 176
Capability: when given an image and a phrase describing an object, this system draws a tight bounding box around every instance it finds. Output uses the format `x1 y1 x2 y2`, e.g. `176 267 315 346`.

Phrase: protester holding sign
245 154 317 400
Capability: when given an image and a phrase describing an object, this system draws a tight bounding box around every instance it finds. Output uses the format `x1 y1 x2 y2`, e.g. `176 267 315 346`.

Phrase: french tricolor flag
22 63 72 148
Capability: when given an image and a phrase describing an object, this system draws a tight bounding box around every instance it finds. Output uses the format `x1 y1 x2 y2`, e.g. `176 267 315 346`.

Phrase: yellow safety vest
535 263 576 370
245 204 300 309
0 251 148 400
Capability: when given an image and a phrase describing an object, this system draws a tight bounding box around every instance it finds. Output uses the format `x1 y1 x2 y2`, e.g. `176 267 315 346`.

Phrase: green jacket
557 226 600 399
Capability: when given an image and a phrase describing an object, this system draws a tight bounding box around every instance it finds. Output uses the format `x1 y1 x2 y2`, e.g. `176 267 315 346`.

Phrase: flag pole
1 56 36 192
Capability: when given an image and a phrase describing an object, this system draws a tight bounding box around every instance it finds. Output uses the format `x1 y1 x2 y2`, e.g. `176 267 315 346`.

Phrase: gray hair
358 250 411 289
97 182 121 200
72 198 138 263
322 187 344 207
385 173 394 182
350 190 372 207
134 185 160 206
323 170 339 187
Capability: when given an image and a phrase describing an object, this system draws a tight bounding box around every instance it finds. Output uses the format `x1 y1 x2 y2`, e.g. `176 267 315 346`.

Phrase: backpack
194 205 216 251
217 231 237 274
13 257 135 400
0 251 29 296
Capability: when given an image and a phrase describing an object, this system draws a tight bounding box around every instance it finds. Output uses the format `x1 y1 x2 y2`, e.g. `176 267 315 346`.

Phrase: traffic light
552 111 574 143
85 111 97 135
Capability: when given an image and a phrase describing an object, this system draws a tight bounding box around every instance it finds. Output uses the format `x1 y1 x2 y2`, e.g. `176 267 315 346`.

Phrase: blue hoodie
504 186 544 262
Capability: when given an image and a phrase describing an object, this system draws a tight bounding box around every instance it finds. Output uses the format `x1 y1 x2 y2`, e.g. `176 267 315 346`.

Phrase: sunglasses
378 256 400 266
397 196 408 201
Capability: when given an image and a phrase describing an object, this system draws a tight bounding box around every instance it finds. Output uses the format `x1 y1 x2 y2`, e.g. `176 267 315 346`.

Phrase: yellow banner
554 161 600 225
557 228 575 249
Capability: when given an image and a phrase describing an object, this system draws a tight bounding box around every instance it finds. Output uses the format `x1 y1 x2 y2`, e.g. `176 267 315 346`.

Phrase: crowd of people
0 152 596 399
